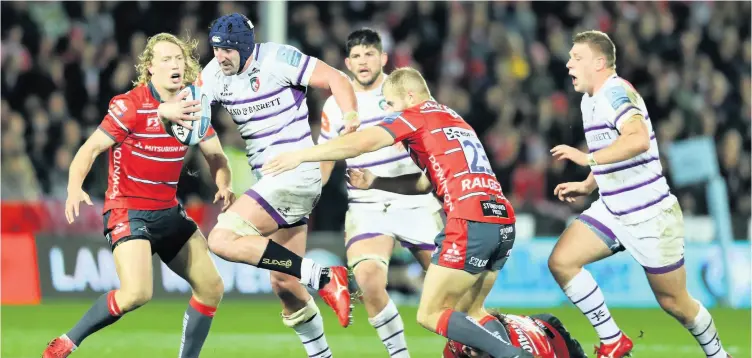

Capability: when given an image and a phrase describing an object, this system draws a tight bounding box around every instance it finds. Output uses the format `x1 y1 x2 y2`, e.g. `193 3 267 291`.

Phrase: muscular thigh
420 264 483 312
455 270 497 315
552 200 622 267
112 239 154 293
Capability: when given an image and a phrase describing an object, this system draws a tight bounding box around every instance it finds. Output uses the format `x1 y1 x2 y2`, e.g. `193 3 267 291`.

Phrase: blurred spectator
1 1 749 233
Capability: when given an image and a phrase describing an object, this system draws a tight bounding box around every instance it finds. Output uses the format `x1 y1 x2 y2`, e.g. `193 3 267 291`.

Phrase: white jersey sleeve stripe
108 111 129 132
398 116 417 131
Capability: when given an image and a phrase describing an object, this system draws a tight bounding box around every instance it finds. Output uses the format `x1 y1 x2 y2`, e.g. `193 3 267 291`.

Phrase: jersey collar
147 81 164 103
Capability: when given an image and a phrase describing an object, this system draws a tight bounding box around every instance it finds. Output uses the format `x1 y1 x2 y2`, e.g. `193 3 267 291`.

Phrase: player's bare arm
65 129 117 224
347 168 433 195
262 126 394 176
308 62 360 133
198 135 235 211
589 115 650 165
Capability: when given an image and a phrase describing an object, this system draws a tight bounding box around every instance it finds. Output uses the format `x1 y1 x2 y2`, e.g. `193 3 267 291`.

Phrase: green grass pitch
2 300 749 357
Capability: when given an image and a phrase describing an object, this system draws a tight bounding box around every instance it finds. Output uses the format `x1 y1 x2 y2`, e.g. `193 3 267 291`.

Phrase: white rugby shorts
578 196 685 273
246 164 322 228
344 205 444 251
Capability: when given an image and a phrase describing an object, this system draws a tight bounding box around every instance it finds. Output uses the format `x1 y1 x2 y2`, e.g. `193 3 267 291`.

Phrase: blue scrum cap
209 13 255 73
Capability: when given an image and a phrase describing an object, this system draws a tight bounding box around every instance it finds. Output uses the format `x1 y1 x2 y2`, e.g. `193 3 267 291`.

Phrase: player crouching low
443 312 587 358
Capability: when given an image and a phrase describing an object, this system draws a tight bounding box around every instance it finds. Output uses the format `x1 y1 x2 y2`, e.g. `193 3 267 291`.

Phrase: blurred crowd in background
2 1 750 235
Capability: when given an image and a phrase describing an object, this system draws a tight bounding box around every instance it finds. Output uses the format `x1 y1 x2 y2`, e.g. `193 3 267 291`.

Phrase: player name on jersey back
200 42 320 175
581 75 674 224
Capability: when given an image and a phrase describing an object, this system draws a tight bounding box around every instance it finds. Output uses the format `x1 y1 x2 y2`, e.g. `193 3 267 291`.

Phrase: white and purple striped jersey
319 80 440 211
582 74 675 225
200 42 319 176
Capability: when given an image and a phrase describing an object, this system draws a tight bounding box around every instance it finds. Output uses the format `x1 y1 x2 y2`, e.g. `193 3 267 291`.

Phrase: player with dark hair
318 28 443 357
158 13 358 358
263 67 532 358
43 33 231 358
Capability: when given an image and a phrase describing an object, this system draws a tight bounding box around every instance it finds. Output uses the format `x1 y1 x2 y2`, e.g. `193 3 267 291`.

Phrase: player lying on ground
44 33 232 358
443 311 587 358
158 13 359 357
548 30 731 358
263 67 534 358
318 28 444 358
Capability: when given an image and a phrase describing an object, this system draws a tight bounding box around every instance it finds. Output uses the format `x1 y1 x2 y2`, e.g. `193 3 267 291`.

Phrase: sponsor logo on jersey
226 97 282 116
146 117 161 131
110 147 123 199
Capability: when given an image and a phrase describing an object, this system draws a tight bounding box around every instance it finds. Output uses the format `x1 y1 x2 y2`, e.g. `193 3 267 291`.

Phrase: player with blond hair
318 29 443 357
43 33 232 358
263 67 534 358
548 30 731 358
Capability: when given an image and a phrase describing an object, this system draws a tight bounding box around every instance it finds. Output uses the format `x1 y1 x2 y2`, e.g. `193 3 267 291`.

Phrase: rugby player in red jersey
42 33 230 358
442 311 586 358
263 67 533 358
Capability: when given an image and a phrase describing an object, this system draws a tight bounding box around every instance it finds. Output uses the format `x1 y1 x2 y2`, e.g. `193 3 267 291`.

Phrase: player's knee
415 307 435 330
207 229 235 259
118 286 153 311
353 260 388 295
270 271 300 298
195 275 225 307
656 293 692 323
548 251 577 278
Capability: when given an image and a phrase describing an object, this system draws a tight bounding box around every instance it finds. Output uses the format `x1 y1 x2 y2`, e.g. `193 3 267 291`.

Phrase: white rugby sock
368 299 409 357
563 269 622 344
285 299 332 358
684 300 727 357
299 258 323 289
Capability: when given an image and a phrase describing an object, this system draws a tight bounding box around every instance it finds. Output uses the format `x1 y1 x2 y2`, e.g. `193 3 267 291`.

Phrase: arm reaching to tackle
262 126 394 176
347 168 433 195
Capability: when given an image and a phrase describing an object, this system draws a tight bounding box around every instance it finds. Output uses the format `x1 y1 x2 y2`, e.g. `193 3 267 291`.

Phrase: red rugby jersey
98 83 216 212
377 100 515 224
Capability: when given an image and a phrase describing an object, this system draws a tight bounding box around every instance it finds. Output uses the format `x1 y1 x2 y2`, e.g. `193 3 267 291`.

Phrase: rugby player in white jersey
318 29 443 358
159 13 359 357
548 30 730 358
